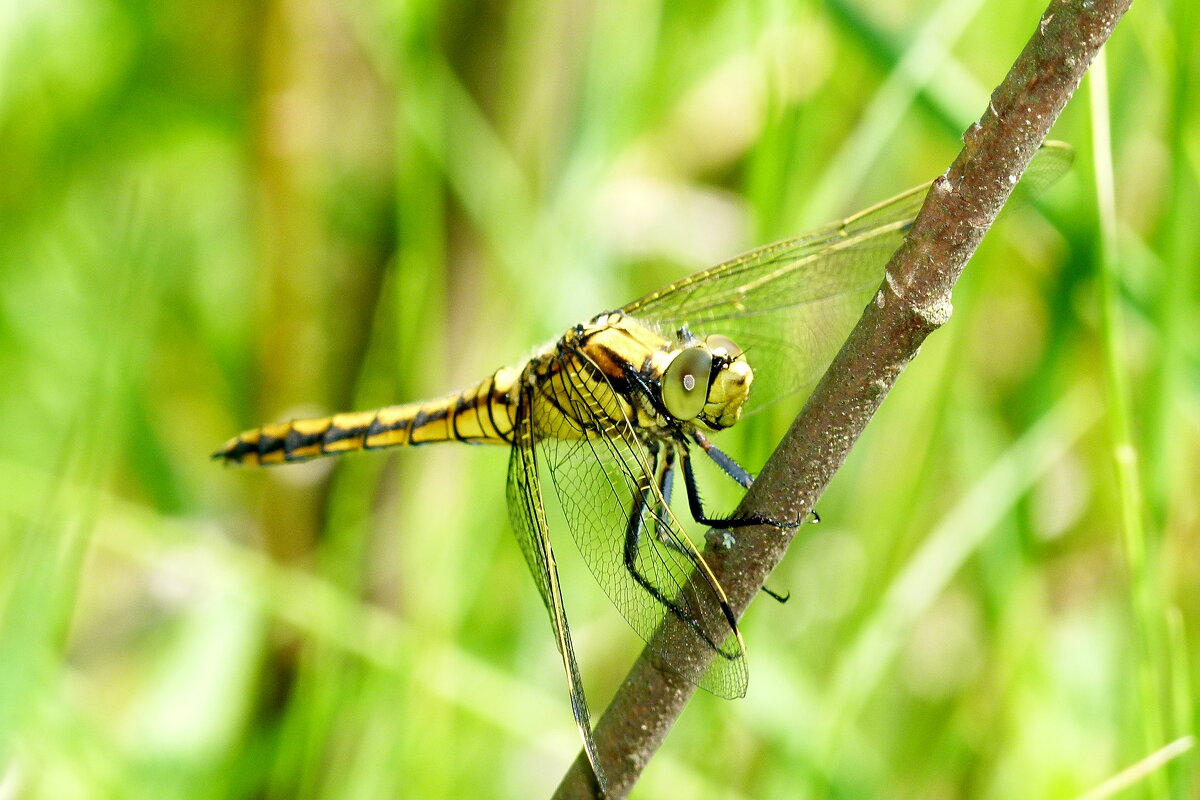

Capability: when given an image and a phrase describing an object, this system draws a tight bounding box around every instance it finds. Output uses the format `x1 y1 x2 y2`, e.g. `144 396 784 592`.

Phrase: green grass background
1 0 1197 797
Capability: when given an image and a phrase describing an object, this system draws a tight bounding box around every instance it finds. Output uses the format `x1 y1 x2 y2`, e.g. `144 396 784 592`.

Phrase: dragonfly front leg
680 437 781 529
689 430 753 491
688 431 816 527
683 434 799 604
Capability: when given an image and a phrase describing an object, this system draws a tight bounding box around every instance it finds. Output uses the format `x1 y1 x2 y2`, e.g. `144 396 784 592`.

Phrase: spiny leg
646 441 715 551
685 432 803 604
689 430 818 526
652 445 678 545
679 440 779 529
649 444 758 571
622 471 732 656
690 430 753 490
623 447 681 604
671 447 793 605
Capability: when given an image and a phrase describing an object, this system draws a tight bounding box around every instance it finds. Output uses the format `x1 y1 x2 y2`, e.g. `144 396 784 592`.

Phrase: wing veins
506 386 605 789
550 349 746 685
623 187 926 319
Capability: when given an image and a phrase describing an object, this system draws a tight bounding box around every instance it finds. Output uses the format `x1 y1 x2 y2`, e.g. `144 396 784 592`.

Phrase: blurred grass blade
1089 49 1171 788
820 385 1099 757
1076 737 1195 800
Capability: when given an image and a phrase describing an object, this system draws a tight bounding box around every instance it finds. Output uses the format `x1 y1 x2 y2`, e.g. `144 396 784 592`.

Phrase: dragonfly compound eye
703 334 742 359
663 346 713 420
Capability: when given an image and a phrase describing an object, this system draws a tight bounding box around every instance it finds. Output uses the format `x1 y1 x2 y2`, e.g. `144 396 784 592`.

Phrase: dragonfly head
661 334 753 431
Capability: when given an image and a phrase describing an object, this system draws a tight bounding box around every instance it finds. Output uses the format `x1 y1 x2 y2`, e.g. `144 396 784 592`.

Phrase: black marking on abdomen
451 393 469 442
285 427 324 460
409 406 448 446
471 383 487 441
485 375 515 444
323 422 365 447
258 431 285 458
227 438 259 462
362 411 392 449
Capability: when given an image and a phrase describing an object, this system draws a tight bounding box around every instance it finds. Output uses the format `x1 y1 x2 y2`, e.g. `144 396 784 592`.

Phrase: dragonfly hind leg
645 441 794 605
649 444 678 545
622 475 731 653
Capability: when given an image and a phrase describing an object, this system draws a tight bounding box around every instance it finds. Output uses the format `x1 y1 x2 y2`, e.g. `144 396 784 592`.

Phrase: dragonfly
215 142 1071 791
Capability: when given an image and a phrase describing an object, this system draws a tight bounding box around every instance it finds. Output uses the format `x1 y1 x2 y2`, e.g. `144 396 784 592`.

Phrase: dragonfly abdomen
214 367 520 466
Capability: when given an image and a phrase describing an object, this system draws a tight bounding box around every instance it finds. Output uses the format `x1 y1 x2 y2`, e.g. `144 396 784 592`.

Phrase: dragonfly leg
679 444 782 529
761 585 790 603
640 440 679 545
623 480 731 654
690 430 753 490
677 442 796 604
687 431 804 530
653 446 678 544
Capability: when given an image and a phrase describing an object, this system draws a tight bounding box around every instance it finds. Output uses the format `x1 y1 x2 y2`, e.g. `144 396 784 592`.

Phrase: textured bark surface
554 0 1133 796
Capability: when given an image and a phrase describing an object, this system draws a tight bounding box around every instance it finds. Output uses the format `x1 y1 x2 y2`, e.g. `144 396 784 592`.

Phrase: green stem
1088 49 1168 798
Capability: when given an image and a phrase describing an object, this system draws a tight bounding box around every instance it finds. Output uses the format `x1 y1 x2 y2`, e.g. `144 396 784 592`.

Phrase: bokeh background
2 0 1197 797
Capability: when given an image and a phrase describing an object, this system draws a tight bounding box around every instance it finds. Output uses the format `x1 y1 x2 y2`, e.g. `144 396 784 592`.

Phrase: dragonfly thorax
557 312 753 439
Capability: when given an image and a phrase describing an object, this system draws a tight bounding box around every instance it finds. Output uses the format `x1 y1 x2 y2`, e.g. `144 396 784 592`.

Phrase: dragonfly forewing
623 141 1074 414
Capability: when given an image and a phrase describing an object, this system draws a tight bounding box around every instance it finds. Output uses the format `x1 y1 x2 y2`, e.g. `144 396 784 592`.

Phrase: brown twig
553 0 1132 796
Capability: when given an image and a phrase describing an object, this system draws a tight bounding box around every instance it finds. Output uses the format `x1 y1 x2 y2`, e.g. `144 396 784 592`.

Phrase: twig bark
553 0 1132 796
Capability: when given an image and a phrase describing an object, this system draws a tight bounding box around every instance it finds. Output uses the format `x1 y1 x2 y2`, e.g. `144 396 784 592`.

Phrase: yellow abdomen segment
215 367 519 466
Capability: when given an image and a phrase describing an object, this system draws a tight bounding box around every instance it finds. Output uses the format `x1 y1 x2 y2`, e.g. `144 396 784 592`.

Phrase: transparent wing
531 351 748 699
505 387 604 788
623 142 1074 412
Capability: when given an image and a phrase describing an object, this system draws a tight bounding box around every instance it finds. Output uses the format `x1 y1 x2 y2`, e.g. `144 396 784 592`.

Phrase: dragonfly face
215 142 1072 792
